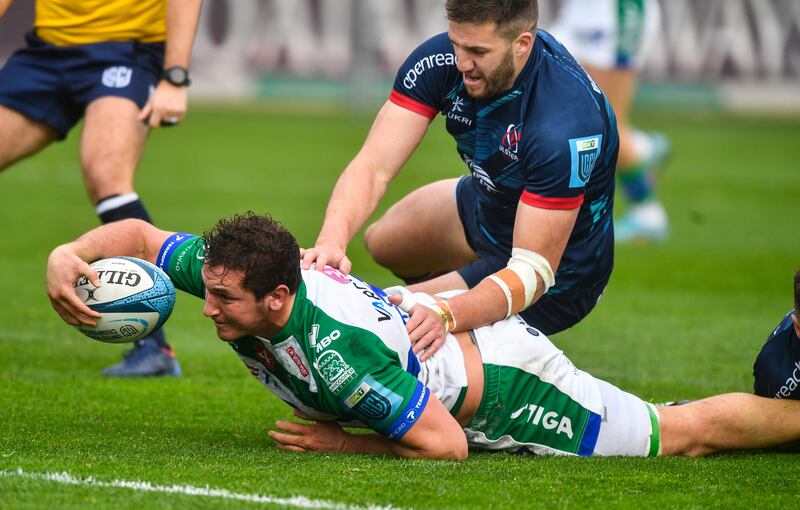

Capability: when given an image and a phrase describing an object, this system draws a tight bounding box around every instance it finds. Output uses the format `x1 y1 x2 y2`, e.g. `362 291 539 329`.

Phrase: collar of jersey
261 280 308 344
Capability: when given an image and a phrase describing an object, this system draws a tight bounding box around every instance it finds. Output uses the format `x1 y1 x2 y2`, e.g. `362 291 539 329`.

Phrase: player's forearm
447 279 516 332
59 220 152 264
341 432 466 461
164 0 202 68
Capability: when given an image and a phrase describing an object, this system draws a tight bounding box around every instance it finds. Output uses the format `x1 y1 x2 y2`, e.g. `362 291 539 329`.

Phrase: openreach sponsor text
403 53 456 89
775 360 800 399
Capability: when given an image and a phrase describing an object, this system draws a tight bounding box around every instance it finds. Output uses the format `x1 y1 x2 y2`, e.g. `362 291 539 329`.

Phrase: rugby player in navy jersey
754 270 800 400
303 0 619 360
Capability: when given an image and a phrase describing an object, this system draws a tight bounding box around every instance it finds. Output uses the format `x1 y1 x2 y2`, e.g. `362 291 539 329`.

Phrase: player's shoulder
396 32 459 88
520 31 611 142
768 311 797 340
527 30 605 107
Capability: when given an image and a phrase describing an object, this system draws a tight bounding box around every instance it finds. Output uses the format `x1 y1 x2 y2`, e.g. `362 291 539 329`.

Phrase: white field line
0 468 408 510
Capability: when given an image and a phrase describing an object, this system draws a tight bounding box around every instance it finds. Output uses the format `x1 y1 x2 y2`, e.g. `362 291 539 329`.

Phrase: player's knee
364 221 392 265
661 405 713 457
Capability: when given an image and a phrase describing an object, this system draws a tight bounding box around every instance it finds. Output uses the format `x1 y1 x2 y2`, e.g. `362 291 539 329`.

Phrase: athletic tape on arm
385 287 455 332
486 247 555 318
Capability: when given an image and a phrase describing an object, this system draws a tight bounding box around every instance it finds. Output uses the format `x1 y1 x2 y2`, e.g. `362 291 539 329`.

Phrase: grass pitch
0 105 798 509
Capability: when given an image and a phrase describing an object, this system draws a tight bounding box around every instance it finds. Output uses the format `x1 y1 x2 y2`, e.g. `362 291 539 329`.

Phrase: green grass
1 105 799 509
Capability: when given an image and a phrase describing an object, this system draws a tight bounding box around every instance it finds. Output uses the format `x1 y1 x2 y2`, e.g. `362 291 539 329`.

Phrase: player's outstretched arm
139 0 202 127
46 219 173 327
269 393 468 460
301 101 431 274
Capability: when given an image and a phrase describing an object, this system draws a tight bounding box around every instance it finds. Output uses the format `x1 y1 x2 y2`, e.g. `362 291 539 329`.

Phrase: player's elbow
422 433 468 461
450 440 469 461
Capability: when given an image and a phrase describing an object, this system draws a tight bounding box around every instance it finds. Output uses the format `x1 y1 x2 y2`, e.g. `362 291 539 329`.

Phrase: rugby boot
615 201 669 244
101 337 182 377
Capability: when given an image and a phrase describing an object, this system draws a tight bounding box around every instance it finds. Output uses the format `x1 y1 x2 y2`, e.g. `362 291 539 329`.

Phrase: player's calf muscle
662 393 800 456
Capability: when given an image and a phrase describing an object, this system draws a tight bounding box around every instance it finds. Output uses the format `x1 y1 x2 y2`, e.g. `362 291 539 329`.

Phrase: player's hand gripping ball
73 257 176 343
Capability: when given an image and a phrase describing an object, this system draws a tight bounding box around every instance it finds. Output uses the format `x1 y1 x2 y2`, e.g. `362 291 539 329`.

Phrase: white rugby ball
73 257 176 343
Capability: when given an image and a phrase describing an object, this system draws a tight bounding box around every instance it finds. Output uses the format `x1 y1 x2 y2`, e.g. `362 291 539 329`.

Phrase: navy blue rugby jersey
753 311 800 399
390 31 618 292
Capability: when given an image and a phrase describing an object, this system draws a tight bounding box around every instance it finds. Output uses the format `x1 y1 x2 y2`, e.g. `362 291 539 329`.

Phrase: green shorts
464 317 660 457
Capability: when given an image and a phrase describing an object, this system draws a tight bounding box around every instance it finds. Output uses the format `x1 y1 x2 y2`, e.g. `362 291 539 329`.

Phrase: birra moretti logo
510 403 574 439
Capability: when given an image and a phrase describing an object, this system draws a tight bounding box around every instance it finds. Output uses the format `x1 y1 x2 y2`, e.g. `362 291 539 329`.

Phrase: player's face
201 265 271 341
449 21 523 99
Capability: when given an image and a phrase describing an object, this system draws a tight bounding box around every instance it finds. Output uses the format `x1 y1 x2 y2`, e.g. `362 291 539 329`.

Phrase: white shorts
548 0 661 71
464 316 659 456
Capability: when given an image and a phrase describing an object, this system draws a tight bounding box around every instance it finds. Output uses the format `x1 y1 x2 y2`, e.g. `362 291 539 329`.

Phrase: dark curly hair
202 212 301 299
446 0 538 39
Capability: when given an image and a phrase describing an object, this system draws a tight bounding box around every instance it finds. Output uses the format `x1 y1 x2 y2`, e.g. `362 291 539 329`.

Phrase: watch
162 66 191 87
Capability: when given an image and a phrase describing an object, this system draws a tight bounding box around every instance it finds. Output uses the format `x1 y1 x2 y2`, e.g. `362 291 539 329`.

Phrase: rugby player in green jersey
47 214 800 459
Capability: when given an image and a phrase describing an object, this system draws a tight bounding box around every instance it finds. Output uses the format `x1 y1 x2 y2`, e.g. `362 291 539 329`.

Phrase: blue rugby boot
101 336 182 377
615 201 669 244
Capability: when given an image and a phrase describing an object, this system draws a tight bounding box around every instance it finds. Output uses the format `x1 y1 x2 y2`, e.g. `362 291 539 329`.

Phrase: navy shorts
753 313 800 399
455 175 610 335
0 31 164 138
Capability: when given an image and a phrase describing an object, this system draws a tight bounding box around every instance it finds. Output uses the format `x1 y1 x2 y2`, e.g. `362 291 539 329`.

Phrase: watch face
164 67 190 86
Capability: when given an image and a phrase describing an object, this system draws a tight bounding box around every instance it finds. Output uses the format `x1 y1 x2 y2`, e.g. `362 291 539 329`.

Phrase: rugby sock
96 192 152 224
96 193 170 351
133 328 170 352
619 165 653 204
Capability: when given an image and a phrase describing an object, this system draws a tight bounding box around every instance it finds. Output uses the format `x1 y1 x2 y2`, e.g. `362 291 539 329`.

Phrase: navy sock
97 193 171 351
96 192 153 224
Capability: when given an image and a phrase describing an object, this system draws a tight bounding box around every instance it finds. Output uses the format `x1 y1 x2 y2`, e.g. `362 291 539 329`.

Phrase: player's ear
266 285 291 312
512 30 533 57
792 313 800 337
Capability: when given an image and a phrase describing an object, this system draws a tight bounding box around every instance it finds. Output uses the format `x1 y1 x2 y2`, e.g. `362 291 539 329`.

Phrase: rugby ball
73 257 176 343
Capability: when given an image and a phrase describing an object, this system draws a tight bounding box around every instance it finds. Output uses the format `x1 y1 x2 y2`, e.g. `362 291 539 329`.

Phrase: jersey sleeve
317 330 429 440
389 32 460 120
519 130 604 210
155 233 206 299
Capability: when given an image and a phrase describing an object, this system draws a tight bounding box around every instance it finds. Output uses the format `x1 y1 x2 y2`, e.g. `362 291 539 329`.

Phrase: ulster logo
500 124 521 161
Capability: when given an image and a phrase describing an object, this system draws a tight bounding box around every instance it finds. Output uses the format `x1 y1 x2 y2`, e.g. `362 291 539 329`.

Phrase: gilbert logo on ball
73 257 176 343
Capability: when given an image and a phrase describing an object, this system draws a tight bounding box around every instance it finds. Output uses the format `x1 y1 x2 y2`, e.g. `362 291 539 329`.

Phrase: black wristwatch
162 66 191 87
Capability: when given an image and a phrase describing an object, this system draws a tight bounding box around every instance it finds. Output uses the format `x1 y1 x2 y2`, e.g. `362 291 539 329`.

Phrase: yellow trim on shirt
35 0 166 46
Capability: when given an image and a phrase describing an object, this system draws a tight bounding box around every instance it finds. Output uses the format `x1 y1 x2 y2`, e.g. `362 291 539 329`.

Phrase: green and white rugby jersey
156 233 468 438
155 233 657 456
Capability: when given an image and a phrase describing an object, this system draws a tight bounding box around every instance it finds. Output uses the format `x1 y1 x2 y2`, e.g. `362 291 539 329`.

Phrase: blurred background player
549 0 670 243
0 0 202 376
753 269 800 400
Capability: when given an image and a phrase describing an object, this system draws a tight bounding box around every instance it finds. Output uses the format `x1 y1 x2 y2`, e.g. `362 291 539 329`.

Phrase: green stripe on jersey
647 403 661 457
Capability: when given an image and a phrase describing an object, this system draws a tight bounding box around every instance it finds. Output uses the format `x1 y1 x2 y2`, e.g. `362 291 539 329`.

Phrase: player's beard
467 48 516 99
